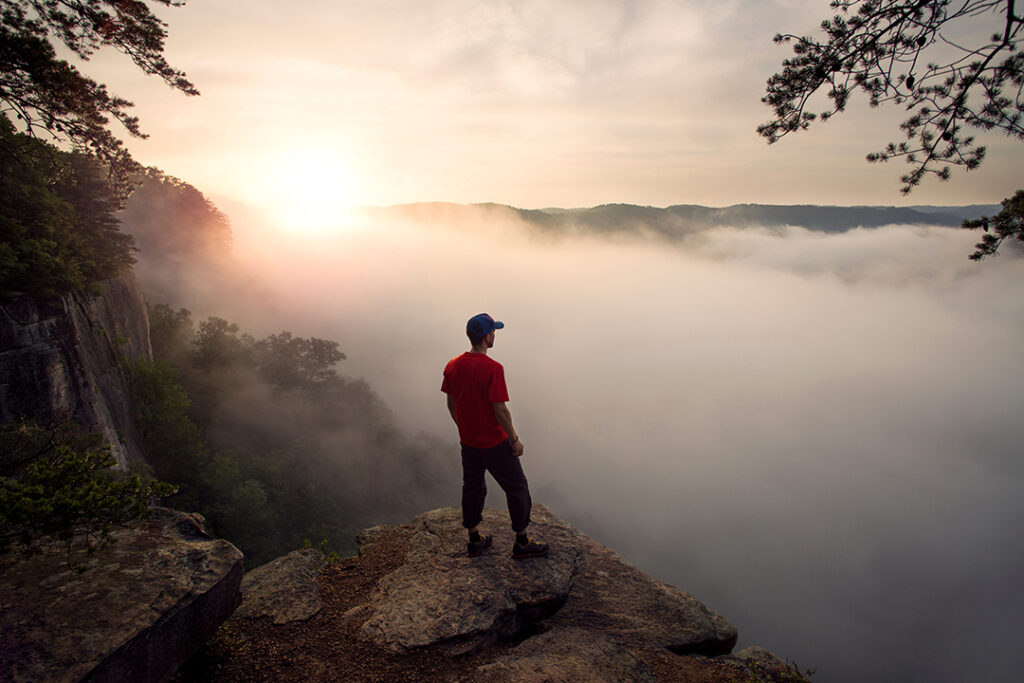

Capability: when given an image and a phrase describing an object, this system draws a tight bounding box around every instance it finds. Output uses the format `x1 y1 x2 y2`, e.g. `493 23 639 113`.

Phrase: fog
194 203 1024 682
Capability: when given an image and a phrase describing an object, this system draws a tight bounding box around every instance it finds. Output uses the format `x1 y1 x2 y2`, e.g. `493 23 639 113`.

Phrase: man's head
467 313 504 348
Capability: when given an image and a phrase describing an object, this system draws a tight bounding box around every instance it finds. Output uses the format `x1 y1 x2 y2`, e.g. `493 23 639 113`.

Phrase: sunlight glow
246 147 358 234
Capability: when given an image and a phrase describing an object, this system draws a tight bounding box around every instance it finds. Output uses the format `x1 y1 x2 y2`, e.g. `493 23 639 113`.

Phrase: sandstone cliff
0 274 151 469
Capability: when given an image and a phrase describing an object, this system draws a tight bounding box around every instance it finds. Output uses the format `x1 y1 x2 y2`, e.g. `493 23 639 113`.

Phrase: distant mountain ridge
371 201 1001 241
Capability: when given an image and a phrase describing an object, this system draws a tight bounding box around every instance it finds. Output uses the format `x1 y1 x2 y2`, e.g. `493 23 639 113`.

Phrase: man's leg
483 440 532 533
462 445 494 557
484 440 547 558
461 445 488 531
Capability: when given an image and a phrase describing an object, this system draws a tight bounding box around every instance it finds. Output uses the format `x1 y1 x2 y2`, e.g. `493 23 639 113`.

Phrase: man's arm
446 393 458 425
492 402 524 456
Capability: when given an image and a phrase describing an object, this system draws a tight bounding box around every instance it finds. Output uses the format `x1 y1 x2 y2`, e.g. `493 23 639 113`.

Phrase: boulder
541 520 738 656
235 548 325 624
0 507 243 683
345 504 737 661
478 627 657 682
350 506 585 653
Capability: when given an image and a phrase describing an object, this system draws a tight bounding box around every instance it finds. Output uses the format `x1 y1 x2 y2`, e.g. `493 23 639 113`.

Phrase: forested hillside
128 306 457 566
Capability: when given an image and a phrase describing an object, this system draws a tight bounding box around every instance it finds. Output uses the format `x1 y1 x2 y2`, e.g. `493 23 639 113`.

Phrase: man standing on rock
442 313 548 559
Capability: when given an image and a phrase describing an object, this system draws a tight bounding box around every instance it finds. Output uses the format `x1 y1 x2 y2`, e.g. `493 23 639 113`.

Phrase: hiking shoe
467 533 492 557
512 537 549 559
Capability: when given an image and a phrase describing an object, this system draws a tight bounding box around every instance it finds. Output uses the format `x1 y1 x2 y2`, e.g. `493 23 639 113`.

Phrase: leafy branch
0 0 197 202
759 0 1024 193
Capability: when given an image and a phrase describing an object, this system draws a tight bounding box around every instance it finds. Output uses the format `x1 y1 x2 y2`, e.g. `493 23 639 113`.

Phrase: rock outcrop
199 504 801 681
235 548 325 624
334 505 792 680
0 508 243 683
0 274 151 469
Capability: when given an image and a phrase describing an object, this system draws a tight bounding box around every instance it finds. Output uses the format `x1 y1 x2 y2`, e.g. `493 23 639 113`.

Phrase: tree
0 420 175 561
0 0 197 202
0 117 135 298
759 0 1023 194
962 188 1024 258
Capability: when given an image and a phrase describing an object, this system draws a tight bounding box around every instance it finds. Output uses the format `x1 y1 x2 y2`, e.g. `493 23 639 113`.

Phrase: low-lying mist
170 202 1024 683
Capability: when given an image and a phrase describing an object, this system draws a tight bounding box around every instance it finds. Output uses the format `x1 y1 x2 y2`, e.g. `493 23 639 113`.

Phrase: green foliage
963 189 1024 260
301 537 341 564
0 0 197 200
0 118 135 299
119 168 232 259
760 0 1024 194
123 358 208 489
127 305 458 567
147 304 194 366
0 421 176 559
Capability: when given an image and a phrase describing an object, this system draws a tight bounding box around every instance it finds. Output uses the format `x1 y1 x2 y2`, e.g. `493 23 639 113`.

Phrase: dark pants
461 439 532 533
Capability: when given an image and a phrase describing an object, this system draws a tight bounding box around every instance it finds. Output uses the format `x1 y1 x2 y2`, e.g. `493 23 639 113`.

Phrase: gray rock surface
235 548 325 624
0 507 243 683
0 274 152 469
478 627 657 682
724 645 799 674
541 518 738 656
351 506 585 653
345 504 738 671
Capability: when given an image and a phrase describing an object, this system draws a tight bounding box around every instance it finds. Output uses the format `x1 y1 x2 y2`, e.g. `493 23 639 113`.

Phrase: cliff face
0 273 151 469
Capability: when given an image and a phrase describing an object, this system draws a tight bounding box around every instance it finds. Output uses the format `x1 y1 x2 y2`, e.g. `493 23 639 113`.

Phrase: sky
80 0 1024 219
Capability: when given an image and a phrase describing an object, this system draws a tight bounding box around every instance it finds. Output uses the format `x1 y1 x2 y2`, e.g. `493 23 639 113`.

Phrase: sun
251 147 358 234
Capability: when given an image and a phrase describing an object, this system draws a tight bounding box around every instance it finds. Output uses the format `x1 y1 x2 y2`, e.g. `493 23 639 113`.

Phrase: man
442 313 548 559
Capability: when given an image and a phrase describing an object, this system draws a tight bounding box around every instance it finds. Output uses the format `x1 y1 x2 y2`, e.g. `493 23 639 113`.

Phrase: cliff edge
0 274 151 469
0 508 243 683
188 504 802 682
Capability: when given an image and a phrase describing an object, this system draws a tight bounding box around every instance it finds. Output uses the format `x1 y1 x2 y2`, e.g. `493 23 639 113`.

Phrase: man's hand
511 438 524 457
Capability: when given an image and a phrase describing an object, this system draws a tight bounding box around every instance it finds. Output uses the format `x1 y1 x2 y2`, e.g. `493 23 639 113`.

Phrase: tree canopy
0 117 135 299
0 0 196 201
759 0 1024 194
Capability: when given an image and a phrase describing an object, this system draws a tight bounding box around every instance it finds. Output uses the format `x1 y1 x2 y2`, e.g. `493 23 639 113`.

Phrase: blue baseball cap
466 313 504 338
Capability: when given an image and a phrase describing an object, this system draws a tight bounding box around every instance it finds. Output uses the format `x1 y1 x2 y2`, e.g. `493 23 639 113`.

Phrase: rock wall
0 273 152 469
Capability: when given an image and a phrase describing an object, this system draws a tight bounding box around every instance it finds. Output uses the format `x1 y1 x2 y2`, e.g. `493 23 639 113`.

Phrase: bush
0 421 176 559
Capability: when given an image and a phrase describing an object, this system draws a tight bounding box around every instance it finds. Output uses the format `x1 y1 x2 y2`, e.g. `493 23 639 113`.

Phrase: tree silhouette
759 0 1023 194
963 189 1024 259
0 0 197 201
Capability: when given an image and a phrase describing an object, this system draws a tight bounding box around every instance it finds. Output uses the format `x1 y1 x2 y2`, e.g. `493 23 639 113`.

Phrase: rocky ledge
203 504 801 682
0 508 243 683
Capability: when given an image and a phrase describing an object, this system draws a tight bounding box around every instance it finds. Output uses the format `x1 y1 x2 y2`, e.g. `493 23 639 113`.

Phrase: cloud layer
199 205 1024 682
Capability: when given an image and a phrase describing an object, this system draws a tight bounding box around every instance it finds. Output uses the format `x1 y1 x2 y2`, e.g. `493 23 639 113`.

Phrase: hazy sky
82 0 1024 220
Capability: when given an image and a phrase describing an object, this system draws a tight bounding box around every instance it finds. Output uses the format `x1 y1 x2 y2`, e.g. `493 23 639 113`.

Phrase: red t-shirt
441 352 510 448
